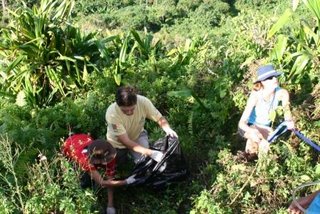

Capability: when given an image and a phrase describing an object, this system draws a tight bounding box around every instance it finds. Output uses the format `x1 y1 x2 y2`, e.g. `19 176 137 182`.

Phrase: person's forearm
157 116 178 137
284 112 293 121
283 104 293 121
239 120 251 134
121 138 151 156
158 117 169 129
102 179 127 187
131 143 151 156
90 171 126 187
117 133 152 156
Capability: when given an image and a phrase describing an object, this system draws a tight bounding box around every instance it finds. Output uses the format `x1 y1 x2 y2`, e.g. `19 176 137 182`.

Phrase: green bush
104 5 147 30
0 0 109 107
25 156 97 213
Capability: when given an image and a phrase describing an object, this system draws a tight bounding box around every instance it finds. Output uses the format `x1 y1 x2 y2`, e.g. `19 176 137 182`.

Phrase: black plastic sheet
129 136 189 189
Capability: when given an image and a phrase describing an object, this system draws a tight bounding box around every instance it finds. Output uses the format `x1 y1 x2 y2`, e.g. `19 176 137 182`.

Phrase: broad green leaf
45 67 66 96
131 30 144 50
82 62 89 83
167 89 192 98
302 0 320 23
167 48 178 56
220 90 227 98
119 35 128 63
57 55 76 62
315 164 320 175
0 71 7 79
274 34 288 62
269 110 277 122
268 9 292 39
5 56 25 73
240 56 255 69
301 21 319 44
184 39 192 52
299 174 311 182
114 74 121 86
294 54 310 73
289 54 310 78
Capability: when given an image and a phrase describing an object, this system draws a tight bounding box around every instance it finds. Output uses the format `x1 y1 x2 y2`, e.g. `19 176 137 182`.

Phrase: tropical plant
268 0 320 85
0 0 105 107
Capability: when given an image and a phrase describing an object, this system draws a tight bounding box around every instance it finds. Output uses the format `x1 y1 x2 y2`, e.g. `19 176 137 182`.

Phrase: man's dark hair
116 86 137 107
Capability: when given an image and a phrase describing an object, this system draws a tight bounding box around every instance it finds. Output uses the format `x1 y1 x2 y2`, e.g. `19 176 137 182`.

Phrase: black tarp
129 136 189 189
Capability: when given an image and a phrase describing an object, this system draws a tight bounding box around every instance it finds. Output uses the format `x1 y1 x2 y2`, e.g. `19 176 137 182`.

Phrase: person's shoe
106 207 116 214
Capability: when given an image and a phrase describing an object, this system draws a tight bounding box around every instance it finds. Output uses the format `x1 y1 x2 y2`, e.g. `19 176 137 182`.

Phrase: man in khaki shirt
106 86 178 164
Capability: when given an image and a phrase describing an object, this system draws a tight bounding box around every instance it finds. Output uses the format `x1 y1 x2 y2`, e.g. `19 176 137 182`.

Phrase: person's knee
245 139 259 154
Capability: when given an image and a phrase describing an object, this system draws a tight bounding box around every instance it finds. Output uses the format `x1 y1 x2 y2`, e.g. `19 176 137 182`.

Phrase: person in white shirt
238 65 295 158
106 86 178 164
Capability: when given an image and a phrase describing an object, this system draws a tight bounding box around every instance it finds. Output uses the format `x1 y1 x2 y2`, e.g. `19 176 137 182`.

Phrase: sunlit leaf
302 0 320 23
269 110 277 122
301 21 319 44
268 9 292 39
166 48 178 56
114 74 121 86
290 54 310 78
82 62 89 83
5 56 25 73
292 0 300 11
273 34 288 62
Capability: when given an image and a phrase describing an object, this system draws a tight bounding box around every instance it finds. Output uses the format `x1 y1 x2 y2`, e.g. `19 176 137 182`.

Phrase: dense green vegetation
0 0 319 213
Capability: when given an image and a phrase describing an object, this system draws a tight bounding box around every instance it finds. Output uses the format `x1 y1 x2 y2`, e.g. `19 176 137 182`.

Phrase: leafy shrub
191 137 320 213
193 0 230 27
104 5 147 30
176 0 202 12
25 156 96 213
0 0 108 107
0 135 97 213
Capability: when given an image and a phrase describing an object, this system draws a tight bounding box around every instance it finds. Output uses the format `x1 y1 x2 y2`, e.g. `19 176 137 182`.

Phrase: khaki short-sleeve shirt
105 95 162 149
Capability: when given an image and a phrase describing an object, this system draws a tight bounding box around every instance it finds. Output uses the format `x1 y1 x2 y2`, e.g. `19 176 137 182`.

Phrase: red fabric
62 134 115 177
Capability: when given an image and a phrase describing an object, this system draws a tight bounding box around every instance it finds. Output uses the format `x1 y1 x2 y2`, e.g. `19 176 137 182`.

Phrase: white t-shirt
105 95 162 149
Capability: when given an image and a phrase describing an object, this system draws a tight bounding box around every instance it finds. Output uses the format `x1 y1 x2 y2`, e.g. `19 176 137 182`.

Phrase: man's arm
157 116 178 137
117 133 152 156
117 133 164 162
142 96 177 137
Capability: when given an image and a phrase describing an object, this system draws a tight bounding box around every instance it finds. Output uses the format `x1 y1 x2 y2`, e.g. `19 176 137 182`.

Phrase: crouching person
62 134 136 214
238 65 295 160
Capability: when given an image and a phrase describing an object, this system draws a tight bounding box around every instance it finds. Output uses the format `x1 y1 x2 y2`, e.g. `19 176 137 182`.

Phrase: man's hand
150 150 164 162
163 127 178 138
125 174 137 185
